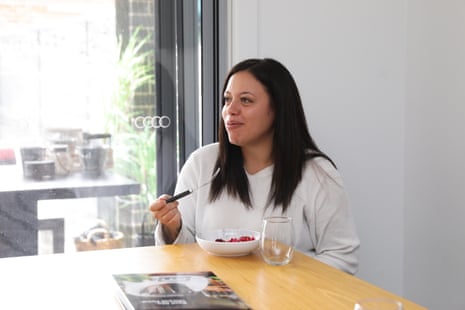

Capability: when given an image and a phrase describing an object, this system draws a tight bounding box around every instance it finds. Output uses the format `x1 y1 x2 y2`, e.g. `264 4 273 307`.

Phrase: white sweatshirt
155 143 360 274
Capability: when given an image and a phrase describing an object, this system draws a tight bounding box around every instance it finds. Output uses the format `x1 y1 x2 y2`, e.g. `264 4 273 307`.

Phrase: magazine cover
112 271 251 309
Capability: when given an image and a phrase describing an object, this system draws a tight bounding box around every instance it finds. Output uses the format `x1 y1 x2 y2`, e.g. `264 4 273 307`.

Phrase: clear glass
47 145 72 177
0 0 221 258
260 216 295 265
354 298 403 310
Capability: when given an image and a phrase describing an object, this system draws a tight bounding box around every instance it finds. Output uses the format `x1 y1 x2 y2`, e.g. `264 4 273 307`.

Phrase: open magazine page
113 271 251 309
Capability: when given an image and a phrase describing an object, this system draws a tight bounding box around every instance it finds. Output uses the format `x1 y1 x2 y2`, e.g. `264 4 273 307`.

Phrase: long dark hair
209 58 335 212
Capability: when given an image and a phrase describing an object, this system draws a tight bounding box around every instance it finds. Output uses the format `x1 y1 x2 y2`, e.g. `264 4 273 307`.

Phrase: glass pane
0 0 215 257
0 1 115 138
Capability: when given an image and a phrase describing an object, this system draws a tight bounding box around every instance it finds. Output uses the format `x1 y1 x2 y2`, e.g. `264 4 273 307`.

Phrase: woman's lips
225 121 243 130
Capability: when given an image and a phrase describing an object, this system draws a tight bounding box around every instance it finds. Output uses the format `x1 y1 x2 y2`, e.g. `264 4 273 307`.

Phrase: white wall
404 1 465 309
230 1 465 309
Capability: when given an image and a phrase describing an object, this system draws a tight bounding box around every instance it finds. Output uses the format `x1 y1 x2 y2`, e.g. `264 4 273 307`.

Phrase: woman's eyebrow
223 91 255 96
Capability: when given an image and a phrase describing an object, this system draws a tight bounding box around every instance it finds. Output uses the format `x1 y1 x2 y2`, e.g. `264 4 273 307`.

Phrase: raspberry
214 235 255 242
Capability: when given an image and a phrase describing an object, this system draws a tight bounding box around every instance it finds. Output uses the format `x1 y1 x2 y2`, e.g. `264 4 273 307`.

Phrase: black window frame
155 0 227 196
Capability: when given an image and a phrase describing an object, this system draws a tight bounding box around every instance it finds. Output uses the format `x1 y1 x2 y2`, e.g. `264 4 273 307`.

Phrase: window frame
155 0 227 196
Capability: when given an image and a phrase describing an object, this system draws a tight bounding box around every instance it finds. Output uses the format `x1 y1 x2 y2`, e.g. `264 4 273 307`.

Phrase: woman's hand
149 195 182 243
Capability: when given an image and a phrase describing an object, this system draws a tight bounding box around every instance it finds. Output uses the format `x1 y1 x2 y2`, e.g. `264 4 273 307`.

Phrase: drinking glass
260 216 295 266
354 298 403 310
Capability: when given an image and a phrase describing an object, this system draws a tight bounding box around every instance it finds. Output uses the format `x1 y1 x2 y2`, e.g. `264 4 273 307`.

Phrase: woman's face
222 71 275 149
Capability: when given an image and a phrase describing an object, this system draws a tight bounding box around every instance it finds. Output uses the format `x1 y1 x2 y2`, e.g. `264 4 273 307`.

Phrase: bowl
196 229 260 257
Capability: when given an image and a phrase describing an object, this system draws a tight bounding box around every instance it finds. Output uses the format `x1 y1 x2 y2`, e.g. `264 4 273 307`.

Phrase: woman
150 58 360 274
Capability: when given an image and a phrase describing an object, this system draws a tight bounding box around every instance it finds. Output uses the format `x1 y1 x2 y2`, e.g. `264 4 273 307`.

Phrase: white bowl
196 229 260 257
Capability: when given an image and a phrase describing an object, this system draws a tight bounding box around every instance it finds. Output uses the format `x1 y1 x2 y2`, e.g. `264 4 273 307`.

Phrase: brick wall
117 0 156 119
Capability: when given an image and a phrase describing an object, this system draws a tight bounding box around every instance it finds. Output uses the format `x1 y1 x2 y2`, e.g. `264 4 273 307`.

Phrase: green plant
105 28 156 208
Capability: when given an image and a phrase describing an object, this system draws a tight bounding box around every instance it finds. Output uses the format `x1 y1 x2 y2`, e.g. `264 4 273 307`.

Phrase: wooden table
0 165 140 257
0 243 426 309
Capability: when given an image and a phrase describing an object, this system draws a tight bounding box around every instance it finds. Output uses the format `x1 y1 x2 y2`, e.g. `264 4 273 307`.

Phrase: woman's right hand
149 195 182 243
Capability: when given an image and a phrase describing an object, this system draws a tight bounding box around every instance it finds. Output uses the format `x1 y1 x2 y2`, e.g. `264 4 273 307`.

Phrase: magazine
112 271 251 309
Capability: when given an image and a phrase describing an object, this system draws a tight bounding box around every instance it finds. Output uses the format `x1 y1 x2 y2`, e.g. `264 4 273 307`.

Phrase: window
0 0 227 257
155 0 228 195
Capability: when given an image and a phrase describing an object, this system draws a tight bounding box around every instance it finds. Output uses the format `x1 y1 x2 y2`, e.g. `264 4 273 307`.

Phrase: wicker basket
74 228 124 251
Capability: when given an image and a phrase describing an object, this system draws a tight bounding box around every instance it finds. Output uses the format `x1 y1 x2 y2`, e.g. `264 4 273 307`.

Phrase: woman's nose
224 99 240 115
